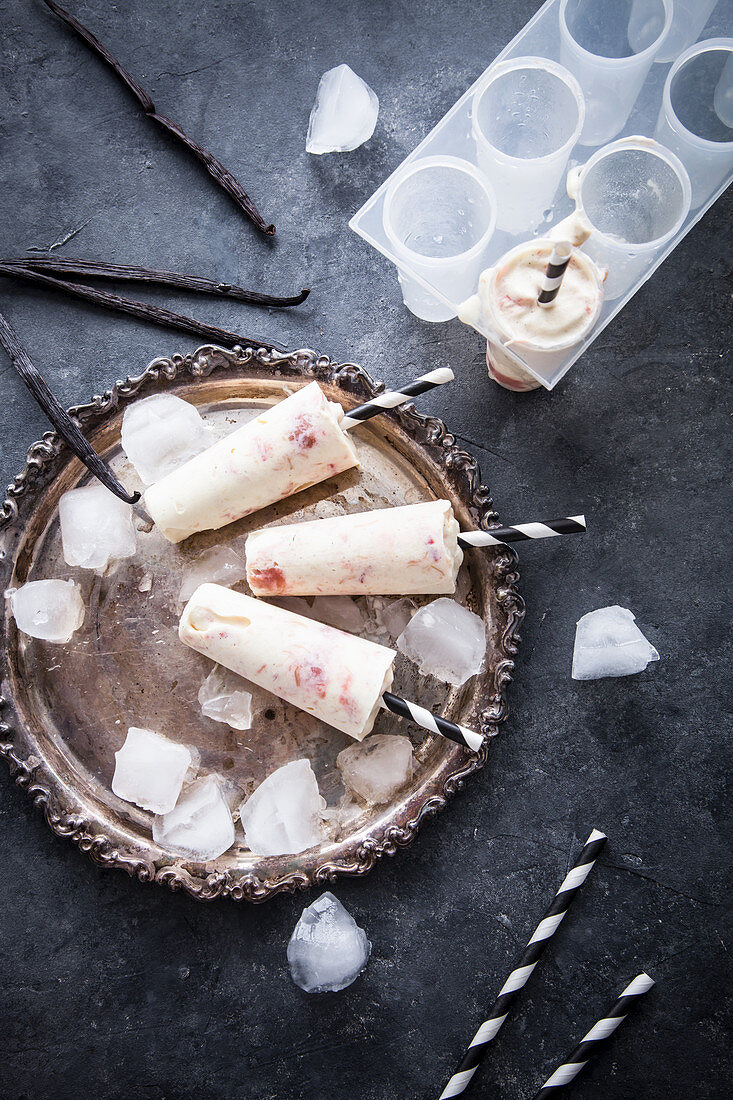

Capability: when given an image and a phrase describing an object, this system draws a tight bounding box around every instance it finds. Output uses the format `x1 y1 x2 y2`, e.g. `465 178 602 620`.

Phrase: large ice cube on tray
240 759 327 857
310 595 364 633
198 664 253 730
7 578 85 643
121 393 210 485
572 605 659 680
397 597 486 685
306 64 379 154
59 483 136 572
153 776 235 861
337 734 414 805
287 892 371 993
179 546 247 603
112 727 194 814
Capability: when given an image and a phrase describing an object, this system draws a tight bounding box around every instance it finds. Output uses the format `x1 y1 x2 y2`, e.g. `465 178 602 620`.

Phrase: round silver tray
0 345 524 902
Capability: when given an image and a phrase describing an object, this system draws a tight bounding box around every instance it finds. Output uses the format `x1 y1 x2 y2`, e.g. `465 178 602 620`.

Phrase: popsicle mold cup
471 56 585 234
459 238 604 392
559 0 673 146
567 136 692 300
382 155 497 322
654 38 733 209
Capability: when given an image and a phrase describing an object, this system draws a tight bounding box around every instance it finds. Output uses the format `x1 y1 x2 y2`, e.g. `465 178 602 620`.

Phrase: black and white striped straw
381 691 484 753
340 367 454 429
533 972 655 1096
537 241 573 308
438 828 607 1099
458 515 586 547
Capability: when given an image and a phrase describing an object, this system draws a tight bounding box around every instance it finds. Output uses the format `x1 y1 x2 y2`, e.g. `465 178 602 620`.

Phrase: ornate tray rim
0 344 525 902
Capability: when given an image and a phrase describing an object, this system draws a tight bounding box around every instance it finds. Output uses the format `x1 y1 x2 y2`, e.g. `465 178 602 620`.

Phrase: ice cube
198 664 253 730
121 393 210 485
268 595 314 618
112 727 193 814
377 597 416 639
572 605 660 680
397 597 486 685
306 64 379 154
138 571 154 593
59 483 136 572
153 776 235 860
337 734 414 805
310 595 364 633
8 579 85 643
178 546 247 603
240 759 327 856
287 892 371 993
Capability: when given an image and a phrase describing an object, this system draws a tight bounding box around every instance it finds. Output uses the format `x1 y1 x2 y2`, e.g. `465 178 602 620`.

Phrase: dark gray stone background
1 1 730 1097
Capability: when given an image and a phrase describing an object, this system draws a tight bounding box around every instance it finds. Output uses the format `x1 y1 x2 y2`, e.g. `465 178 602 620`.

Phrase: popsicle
179 584 484 750
246 499 463 597
144 369 453 543
145 382 359 543
179 583 395 740
245 501 587 597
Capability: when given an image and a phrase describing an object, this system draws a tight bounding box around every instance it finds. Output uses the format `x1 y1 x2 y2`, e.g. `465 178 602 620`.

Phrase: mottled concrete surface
0 1 731 1098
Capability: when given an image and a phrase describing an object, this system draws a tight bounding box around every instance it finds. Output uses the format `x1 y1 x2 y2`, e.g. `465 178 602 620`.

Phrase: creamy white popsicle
145 382 360 543
246 500 463 597
179 584 395 740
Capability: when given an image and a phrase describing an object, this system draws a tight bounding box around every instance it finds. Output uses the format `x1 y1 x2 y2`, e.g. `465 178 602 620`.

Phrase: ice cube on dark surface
287 892 371 993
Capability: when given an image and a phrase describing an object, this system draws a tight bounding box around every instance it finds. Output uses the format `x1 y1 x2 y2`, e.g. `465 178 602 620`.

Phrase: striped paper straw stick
381 691 484 752
438 828 607 1099
534 972 655 1096
458 516 586 547
537 241 573 308
340 367 453 429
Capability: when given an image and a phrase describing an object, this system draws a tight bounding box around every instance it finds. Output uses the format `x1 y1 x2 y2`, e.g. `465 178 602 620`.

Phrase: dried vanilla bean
0 310 140 504
41 0 275 235
4 258 309 308
0 262 285 352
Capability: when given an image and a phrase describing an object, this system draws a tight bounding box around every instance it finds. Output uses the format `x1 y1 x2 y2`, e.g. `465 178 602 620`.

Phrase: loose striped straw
458 515 586 547
439 829 607 1099
381 692 484 752
533 972 655 1096
537 241 573 308
341 367 453 429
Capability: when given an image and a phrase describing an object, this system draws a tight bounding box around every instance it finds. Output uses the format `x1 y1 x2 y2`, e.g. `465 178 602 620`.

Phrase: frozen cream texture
246 500 463 597
459 241 602 350
179 584 395 740
145 382 360 543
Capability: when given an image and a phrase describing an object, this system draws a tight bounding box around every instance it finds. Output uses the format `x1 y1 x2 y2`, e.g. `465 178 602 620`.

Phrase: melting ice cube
59 483 137 572
377 597 416 639
153 776 235 860
112 727 194 814
287 892 371 993
8 579 85 643
179 546 247 603
198 664 253 730
310 595 364 633
572 605 659 680
337 734 414 805
240 759 327 856
306 64 379 154
397 597 486 685
121 393 210 484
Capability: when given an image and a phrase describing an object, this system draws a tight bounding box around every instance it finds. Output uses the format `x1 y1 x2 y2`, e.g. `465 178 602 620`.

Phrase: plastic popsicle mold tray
350 0 733 390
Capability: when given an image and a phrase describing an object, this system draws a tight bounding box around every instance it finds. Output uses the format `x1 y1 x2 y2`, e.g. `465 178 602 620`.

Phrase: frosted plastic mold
350 0 733 390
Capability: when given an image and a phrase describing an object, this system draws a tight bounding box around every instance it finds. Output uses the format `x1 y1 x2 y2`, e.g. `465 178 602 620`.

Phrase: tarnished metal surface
0 345 524 901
